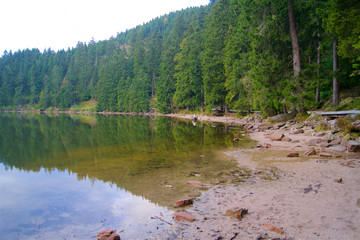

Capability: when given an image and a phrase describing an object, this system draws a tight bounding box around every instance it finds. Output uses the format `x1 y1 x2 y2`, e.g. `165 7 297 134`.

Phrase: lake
0 113 251 239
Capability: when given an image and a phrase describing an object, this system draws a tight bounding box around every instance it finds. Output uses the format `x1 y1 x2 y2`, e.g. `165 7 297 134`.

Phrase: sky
0 0 209 55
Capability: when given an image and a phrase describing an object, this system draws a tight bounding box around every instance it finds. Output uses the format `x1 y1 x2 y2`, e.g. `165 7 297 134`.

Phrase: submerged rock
175 198 193 207
97 229 120 240
186 181 203 187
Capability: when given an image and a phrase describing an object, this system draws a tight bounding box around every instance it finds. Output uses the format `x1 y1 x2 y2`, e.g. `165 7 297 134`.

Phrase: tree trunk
316 31 321 102
288 0 301 77
333 39 339 106
151 71 155 98
201 86 204 113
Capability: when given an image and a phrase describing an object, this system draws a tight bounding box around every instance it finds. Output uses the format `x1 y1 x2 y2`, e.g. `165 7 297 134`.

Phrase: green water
0 113 250 239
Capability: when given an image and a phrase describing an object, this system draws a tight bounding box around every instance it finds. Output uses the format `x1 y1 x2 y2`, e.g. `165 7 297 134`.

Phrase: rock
348 140 360 152
326 134 336 143
258 123 272 130
174 212 195 222
186 181 203 187
357 199 360 207
303 184 313 193
270 133 284 141
328 145 347 152
274 123 286 129
267 112 297 122
262 223 284 234
320 142 330 148
175 198 193 207
304 130 315 136
319 153 332 157
287 152 299 157
97 230 120 240
307 138 321 146
304 147 317 156
315 131 326 137
225 208 248 220
292 129 304 134
329 138 342 146
264 143 272 148
334 178 343 183
281 136 292 142
340 135 351 146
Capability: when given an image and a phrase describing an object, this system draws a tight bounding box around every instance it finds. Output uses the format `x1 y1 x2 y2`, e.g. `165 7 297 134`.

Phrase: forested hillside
1 0 359 116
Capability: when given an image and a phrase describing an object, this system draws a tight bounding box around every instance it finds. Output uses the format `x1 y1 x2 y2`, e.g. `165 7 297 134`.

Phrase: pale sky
0 0 209 55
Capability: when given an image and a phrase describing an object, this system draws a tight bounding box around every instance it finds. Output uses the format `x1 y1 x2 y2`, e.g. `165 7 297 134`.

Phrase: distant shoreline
0 109 250 125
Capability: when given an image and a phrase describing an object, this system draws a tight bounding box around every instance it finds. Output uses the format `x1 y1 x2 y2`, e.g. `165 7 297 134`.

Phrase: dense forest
0 0 359 116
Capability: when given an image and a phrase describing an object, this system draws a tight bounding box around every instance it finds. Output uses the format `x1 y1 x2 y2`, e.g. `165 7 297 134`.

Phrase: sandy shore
157 116 360 240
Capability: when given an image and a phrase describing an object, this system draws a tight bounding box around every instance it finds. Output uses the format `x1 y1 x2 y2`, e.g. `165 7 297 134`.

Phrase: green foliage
336 116 360 136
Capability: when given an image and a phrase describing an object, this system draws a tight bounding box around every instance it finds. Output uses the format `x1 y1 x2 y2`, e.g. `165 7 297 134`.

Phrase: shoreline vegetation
3 110 360 239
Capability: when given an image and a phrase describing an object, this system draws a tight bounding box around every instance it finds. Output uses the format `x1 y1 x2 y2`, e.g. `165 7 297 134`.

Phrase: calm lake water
0 113 251 239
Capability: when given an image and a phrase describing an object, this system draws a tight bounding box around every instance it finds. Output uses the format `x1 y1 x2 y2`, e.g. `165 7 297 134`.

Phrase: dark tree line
1 0 359 116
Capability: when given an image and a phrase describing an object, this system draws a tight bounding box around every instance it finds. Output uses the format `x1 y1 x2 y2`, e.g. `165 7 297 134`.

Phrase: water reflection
0 165 172 239
0 113 251 239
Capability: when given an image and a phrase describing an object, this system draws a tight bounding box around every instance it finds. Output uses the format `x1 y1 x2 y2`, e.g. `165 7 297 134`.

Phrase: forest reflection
0 113 251 206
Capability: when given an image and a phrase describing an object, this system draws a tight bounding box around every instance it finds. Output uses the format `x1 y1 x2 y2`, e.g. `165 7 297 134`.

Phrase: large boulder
267 112 297 123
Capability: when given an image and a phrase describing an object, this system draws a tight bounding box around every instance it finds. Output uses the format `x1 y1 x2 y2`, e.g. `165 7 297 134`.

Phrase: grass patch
69 99 97 112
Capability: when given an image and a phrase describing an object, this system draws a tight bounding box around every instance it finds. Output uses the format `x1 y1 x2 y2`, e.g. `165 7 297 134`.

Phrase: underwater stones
186 181 203 187
175 198 193 207
97 229 120 240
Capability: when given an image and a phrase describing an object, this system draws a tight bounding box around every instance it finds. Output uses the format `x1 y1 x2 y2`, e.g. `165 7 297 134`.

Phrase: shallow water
0 113 251 239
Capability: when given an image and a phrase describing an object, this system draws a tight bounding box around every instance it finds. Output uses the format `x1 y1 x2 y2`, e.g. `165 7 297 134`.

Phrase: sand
157 116 360 240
